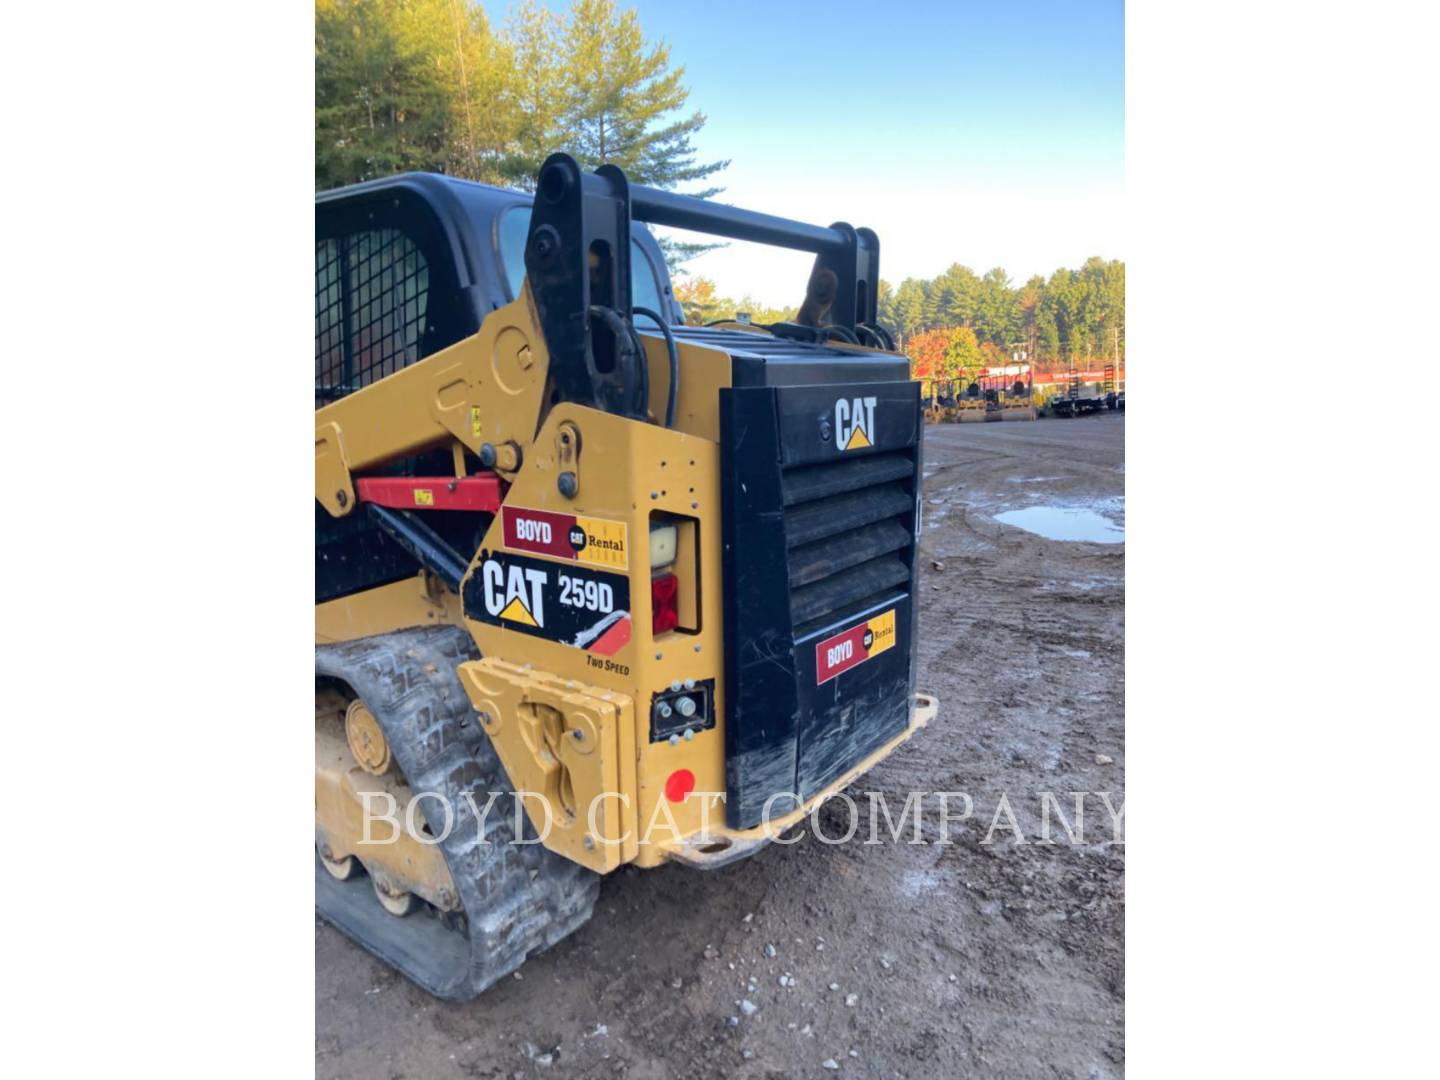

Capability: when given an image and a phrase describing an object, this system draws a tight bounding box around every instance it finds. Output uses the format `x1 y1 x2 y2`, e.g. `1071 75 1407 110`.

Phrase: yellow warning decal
843 425 872 451
498 596 538 626
470 407 483 438
413 489 435 506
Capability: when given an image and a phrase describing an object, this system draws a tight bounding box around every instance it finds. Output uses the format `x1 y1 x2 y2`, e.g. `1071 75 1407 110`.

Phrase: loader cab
315 174 681 604
315 173 680 405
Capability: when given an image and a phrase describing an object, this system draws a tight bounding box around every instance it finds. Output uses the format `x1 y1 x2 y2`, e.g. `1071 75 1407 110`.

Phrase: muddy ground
317 412 1126 1079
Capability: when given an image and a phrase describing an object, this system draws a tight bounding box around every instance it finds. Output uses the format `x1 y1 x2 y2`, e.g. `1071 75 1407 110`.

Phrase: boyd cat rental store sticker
501 505 628 569
815 608 897 684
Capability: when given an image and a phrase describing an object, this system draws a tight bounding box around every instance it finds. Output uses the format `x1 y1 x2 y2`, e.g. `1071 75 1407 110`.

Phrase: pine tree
499 0 565 187
556 0 727 271
316 0 517 189
316 0 454 188
976 267 1016 346
892 279 927 339
557 0 725 190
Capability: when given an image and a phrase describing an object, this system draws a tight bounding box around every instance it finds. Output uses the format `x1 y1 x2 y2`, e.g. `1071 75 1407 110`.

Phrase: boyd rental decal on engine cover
462 550 633 655
815 607 897 684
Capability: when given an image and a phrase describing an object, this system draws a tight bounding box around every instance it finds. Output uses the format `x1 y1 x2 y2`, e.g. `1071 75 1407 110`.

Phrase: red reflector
665 769 696 803
651 572 679 634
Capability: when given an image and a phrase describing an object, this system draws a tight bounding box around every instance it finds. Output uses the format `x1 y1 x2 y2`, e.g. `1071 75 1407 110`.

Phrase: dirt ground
317 412 1126 1079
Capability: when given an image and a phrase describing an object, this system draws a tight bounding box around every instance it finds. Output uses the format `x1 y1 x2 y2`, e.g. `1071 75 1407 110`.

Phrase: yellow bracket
457 657 638 873
315 421 354 517
313 291 553 516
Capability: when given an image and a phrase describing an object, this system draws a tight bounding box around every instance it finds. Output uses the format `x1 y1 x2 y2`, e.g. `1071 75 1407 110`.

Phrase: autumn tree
944 326 982 383
906 328 951 382
675 276 796 326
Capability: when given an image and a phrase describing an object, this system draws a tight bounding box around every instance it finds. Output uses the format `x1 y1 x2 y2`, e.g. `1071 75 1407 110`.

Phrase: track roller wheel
318 845 358 881
373 878 418 917
345 699 392 776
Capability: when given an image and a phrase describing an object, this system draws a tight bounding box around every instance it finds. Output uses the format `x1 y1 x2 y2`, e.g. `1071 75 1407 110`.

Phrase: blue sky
483 0 1124 304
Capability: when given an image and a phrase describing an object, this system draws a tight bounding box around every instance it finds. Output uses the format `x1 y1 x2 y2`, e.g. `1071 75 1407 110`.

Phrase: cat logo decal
482 560 548 628
835 395 877 451
464 552 632 656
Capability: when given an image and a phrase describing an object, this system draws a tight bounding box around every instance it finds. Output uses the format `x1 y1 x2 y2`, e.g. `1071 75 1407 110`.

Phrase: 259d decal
463 551 632 656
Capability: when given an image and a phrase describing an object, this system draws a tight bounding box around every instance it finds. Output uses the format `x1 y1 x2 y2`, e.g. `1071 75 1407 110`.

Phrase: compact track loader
315 153 938 999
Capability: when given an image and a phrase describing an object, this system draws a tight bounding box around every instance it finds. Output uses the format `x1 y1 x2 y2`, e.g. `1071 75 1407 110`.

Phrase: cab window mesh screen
315 229 430 401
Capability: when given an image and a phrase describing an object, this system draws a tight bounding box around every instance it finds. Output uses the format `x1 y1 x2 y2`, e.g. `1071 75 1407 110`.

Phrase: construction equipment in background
956 379 988 422
1102 362 1126 411
922 378 961 423
995 362 1036 421
315 153 937 1000
921 377 941 422
1050 362 1109 418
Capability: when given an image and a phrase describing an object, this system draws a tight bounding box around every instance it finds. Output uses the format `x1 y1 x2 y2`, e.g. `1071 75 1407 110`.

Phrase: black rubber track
315 625 599 1000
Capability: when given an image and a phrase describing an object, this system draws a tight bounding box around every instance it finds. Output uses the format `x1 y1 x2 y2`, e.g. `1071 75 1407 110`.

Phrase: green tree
1016 274 1045 360
316 0 454 188
875 279 895 331
497 0 565 187
558 0 724 189
316 0 518 189
316 0 728 237
877 259 1121 368
926 264 980 329
1077 256 1125 361
943 326 982 382
891 278 927 340
556 0 727 272
975 267 1016 346
922 280 954 331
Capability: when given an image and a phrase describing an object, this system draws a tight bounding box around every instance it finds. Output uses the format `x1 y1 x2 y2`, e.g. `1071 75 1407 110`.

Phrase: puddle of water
994 505 1124 544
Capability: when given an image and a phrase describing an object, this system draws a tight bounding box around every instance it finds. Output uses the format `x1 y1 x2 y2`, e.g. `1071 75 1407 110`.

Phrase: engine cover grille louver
720 379 923 830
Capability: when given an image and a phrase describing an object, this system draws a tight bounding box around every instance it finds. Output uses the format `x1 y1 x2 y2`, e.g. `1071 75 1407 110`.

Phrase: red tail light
651 572 679 634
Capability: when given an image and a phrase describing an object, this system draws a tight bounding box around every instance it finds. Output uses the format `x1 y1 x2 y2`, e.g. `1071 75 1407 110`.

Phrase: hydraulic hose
633 305 678 428
587 305 649 421
867 322 897 351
